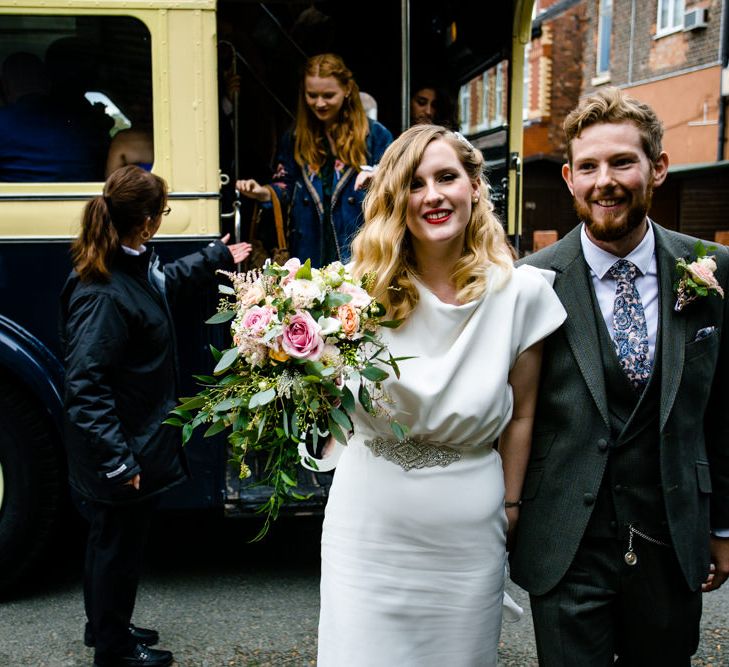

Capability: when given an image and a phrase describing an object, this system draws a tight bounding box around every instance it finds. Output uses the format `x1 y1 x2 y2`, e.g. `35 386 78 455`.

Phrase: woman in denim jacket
236 53 392 266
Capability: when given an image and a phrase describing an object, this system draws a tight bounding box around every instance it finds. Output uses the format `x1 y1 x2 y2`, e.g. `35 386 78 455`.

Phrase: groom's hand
702 537 729 592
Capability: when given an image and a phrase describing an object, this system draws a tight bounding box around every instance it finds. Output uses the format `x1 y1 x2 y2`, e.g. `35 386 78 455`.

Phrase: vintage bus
0 0 534 592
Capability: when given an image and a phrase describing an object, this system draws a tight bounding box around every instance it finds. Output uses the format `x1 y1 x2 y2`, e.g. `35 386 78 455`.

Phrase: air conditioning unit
683 7 709 31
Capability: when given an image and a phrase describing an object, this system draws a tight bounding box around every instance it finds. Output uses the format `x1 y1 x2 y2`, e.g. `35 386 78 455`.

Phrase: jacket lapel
653 223 687 431
302 166 325 219
550 226 610 428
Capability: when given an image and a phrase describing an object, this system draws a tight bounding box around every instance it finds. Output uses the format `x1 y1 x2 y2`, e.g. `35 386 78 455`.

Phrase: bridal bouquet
167 258 406 538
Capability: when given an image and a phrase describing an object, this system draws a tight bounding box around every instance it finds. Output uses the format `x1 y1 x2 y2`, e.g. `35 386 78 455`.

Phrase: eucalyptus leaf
361 365 389 382
391 420 407 441
379 319 403 328
257 413 268 440
192 374 217 384
218 284 235 295
327 417 347 444
280 471 297 487
178 396 207 411
330 406 352 431
311 426 319 451
204 419 227 438
358 383 372 413
214 347 239 374
341 386 355 413
324 291 352 308
209 344 222 362
249 387 276 408
213 398 234 411
162 417 183 427
182 423 194 444
206 310 236 324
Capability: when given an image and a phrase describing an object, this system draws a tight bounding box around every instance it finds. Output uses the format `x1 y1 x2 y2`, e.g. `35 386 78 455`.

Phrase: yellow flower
269 346 290 362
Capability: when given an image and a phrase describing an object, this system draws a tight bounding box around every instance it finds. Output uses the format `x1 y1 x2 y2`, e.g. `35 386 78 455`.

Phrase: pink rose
242 305 274 335
282 258 301 283
282 310 324 360
688 257 722 292
336 281 372 309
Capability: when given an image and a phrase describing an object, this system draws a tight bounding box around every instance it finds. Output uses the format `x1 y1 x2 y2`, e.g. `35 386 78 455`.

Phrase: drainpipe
718 0 729 160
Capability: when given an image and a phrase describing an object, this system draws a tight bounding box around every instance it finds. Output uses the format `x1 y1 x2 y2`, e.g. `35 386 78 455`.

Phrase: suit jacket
510 222 729 595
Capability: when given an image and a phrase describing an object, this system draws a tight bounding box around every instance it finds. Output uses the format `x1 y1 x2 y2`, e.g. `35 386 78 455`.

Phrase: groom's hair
564 86 664 165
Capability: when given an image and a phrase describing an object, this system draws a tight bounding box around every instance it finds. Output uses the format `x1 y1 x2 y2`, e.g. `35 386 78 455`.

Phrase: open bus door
216 0 534 250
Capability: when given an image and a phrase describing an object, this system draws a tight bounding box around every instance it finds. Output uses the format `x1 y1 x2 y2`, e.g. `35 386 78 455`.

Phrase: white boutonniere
674 241 725 312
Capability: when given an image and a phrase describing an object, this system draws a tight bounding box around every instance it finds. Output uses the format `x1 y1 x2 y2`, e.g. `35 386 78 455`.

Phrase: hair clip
453 131 475 151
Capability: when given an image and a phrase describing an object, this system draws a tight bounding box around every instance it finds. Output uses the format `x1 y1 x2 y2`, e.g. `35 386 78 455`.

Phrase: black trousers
80 497 157 662
529 535 702 667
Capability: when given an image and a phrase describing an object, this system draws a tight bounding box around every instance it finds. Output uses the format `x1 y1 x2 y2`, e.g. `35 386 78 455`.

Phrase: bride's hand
505 506 520 552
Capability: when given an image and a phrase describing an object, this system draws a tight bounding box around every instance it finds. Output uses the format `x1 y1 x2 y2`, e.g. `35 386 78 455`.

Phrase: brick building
521 0 588 249
582 0 729 240
459 0 729 246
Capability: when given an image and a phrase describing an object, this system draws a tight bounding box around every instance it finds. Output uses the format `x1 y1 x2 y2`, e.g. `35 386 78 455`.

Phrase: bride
315 125 566 666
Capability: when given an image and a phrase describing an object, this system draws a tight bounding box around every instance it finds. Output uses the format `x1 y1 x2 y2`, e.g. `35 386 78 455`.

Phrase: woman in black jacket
60 165 249 667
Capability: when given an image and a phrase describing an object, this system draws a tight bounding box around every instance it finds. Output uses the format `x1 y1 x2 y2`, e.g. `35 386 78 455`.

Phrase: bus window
0 15 152 183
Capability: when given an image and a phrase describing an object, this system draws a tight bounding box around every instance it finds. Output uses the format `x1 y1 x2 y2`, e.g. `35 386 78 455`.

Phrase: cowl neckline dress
317 266 566 666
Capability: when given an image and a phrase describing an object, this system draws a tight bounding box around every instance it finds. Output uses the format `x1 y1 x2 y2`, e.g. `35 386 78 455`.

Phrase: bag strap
264 185 286 249
248 185 286 250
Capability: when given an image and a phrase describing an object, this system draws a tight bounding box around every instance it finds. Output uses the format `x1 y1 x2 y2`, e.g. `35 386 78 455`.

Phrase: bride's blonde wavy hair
351 125 513 320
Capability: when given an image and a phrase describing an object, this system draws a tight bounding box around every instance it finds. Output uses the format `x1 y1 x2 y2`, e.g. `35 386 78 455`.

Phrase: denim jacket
269 118 392 266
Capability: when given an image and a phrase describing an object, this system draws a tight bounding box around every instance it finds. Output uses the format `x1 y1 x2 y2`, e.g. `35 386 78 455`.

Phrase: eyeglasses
161 207 171 216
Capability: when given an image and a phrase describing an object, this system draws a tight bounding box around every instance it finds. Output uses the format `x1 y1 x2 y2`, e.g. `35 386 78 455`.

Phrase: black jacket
60 241 232 504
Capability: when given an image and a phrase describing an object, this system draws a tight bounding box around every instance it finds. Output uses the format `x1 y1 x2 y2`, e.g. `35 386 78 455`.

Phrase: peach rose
337 303 360 338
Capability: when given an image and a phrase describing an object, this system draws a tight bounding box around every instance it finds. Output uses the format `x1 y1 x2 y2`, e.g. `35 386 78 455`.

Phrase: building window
657 0 684 35
494 63 504 126
459 83 470 131
596 0 613 77
480 70 491 129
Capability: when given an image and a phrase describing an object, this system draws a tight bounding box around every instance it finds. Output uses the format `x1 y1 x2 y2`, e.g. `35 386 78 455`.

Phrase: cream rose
240 281 266 307
283 279 325 309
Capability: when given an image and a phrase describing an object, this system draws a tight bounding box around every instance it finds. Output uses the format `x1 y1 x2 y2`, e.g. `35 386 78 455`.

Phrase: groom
510 87 729 665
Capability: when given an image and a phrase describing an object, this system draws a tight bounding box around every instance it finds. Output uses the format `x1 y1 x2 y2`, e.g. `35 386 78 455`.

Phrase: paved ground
1 512 727 666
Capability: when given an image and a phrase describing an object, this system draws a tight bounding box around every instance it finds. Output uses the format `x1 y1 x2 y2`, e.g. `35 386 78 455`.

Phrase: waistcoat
585 292 670 541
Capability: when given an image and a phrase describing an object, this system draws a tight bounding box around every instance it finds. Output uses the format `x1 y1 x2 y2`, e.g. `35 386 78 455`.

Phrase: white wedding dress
317 265 566 667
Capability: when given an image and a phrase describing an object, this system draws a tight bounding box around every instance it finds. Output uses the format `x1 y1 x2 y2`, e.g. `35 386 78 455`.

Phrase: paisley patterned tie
608 259 651 391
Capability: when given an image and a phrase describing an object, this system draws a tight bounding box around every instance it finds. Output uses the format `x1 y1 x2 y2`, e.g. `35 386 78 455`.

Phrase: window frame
656 0 685 37
596 0 613 77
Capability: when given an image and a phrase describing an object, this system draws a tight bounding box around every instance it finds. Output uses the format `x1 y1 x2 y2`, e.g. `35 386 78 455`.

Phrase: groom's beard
573 179 654 243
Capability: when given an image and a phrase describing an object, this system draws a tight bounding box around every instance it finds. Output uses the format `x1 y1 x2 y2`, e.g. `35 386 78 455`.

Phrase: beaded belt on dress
363 435 462 470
